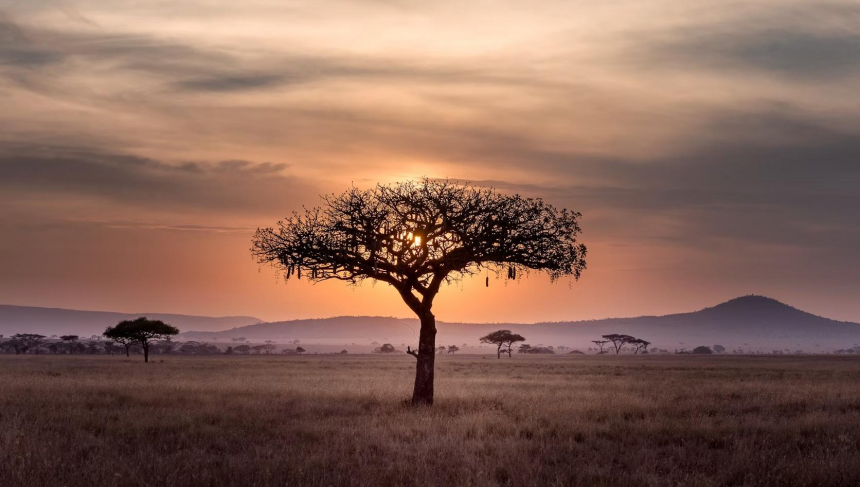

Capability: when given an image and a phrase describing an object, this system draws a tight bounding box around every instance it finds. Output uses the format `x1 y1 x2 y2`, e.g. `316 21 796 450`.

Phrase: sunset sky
2 0 859 323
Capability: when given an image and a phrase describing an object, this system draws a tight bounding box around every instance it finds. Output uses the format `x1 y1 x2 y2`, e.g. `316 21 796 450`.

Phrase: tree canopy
7 334 45 355
252 179 586 405
104 317 179 363
480 330 526 359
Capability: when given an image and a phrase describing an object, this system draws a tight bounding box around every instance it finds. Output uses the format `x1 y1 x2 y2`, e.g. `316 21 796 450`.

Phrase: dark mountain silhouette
4 296 857 352
180 296 860 351
0 305 262 337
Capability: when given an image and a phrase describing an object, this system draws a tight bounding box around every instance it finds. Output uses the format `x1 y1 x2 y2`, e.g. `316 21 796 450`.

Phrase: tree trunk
125 345 130 357
143 344 149 363
497 344 502 359
411 312 436 406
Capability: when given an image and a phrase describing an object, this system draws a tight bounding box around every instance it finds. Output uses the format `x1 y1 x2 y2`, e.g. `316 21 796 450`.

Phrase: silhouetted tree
713 344 726 354
518 343 532 354
60 335 79 343
340 349 348 354
104 317 179 363
692 346 713 354
252 179 586 405
436 346 447 354
630 338 651 354
591 340 609 354
106 333 137 357
480 330 526 358
447 345 459 354
602 334 634 354
377 343 396 354
8 334 45 354
295 346 306 354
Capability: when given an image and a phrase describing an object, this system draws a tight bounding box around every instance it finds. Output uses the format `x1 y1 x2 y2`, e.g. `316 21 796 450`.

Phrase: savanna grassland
2 354 860 487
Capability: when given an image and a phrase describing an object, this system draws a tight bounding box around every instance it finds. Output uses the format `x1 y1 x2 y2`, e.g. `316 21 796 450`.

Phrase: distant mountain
181 296 860 352
0 305 262 337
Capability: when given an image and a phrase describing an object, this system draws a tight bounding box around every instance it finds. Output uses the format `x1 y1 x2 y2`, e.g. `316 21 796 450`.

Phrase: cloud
0 143 316 216
631 2 860 81
441 106 860 254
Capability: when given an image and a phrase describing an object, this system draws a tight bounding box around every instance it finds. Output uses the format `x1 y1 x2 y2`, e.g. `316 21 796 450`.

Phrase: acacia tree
107 334 137 357
447 345 459 354
252 179 586 405
480 330 526 359
104 317 179 363
602 334 634 355
591 340 609 354
630 338 651 354
9 334 45 355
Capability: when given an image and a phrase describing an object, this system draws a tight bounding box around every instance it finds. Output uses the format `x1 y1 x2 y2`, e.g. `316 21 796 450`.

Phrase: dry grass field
2 354 860 487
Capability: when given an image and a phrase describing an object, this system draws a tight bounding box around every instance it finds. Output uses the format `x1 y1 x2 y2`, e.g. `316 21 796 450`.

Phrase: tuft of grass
1 354 860 486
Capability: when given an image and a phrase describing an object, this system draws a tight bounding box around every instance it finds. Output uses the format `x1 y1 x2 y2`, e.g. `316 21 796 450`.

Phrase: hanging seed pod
486 276 489 288
297 266 301 279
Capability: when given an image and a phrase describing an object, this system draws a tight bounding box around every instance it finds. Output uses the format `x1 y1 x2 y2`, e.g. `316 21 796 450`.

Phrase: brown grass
2 354 860 486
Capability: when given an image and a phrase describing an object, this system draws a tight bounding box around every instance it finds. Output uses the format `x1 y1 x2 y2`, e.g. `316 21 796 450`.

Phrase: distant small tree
9 334 45 355
107 333 137 357
296 346 306 354
591 340 609 354
713 344 726 354
692 346 713 354
262 344 277 354
340 349 348 354
480 330 526 359
630 338 651 354
602 334 634 354
518 344 532 354
447 345 459 354
104 317 179 363
436 346 447 354
378 343 396 354
60 335 79 343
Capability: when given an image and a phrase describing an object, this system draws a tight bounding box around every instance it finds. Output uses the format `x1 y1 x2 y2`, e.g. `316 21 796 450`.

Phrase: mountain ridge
0 304 262 336
4 296 858 351
178 295 860 351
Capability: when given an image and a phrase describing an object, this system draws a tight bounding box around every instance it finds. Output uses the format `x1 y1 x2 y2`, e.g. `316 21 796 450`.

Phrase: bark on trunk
143 345 149 363
125 345 130 358
411 312 436 406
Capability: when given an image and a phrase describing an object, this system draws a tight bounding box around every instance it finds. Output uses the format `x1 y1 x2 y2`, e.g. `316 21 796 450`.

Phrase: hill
0 305 262 337
181 296 860 352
